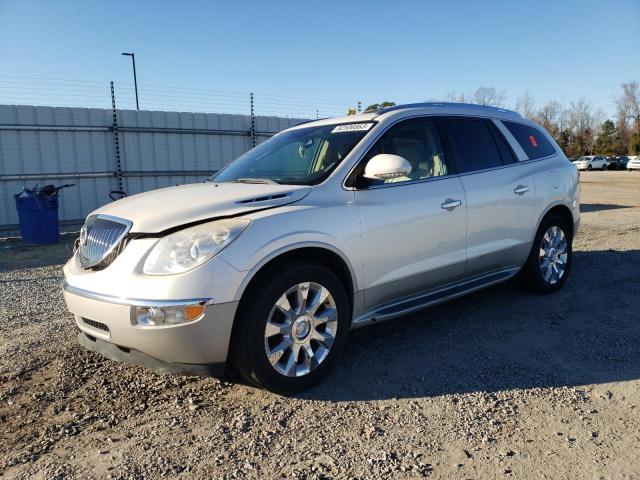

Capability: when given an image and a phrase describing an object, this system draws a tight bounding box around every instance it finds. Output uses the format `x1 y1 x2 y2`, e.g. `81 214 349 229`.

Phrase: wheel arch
534 203 576 241
233 242 358 305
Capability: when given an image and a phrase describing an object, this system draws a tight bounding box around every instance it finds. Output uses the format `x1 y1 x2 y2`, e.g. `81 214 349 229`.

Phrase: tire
602 164 607 171
519 213 573 294
230 262 350 395
587 164 592 171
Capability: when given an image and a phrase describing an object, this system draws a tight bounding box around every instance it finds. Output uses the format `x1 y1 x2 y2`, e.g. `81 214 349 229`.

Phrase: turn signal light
134 305 206 326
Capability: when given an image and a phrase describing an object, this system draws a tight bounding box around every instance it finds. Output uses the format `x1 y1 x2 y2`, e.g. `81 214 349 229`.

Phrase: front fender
229 240 359 303
219 204 364 300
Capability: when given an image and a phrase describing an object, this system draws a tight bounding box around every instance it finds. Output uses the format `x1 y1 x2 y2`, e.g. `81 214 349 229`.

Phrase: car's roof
289 102 525 131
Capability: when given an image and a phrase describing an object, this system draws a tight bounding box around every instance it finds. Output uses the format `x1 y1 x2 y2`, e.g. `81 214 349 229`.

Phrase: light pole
121 52 139 110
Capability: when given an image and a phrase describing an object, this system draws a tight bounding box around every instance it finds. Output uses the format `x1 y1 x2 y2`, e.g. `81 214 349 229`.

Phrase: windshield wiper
233 177 279 185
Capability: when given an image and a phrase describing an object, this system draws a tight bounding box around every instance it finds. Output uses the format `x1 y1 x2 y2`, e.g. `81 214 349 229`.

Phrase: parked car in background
614 156 632 170
605 157 621 170
62 102 580 394
627 156 640 171
573 155 607 171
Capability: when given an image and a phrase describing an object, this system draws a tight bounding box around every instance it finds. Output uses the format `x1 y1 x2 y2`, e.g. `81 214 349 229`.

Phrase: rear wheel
519 214 572 293
602 164 607 171
231 262 350 395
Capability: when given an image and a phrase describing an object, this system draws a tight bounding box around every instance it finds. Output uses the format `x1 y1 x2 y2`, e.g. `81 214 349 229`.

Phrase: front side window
439 118 503 173
502 121 555 159
354 118 449 188
212 123 371 185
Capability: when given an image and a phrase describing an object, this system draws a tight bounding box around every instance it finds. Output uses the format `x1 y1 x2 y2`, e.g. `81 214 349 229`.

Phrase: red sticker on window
529 135 538 147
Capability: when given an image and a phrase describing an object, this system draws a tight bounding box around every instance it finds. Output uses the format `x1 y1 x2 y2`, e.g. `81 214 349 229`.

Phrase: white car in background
626 156 640 171
573 156 607 171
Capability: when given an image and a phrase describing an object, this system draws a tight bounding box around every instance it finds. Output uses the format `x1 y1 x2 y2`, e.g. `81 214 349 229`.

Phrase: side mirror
363 154 412 180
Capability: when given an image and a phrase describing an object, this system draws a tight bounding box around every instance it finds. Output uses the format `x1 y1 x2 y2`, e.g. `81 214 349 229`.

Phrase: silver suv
62 103 580 394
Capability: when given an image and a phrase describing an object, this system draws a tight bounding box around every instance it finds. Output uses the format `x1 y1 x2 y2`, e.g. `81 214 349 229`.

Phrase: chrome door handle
514 185 531 195
441 199 462 210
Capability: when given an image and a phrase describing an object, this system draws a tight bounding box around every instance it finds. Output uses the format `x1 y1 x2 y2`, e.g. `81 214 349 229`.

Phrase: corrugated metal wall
0 105 305 235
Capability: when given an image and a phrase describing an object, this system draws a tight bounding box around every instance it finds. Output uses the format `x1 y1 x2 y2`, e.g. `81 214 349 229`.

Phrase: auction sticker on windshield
331 123 374 133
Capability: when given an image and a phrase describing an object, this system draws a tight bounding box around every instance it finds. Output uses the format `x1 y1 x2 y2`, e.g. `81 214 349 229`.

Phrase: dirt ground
1 171 639 479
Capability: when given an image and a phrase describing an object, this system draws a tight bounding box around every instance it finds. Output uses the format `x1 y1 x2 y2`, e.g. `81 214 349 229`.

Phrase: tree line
364 80 640 157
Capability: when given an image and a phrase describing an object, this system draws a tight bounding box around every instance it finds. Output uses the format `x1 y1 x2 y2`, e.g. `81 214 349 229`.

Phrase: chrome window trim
453 153 557 178
347 171 461 191
79 214 133 269
62 280 215 307
341 113 555 191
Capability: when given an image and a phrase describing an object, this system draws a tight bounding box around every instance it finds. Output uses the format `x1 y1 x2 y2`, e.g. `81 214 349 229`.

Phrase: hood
92 182 312 233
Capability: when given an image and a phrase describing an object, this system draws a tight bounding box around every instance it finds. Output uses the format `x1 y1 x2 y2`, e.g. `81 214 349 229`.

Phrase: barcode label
331 123 374 133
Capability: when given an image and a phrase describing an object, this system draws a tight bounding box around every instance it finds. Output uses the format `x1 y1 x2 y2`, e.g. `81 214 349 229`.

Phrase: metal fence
0 104 306 236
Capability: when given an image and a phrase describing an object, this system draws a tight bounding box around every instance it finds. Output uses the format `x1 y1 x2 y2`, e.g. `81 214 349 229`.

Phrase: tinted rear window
503 121 555 159
440 118 502 173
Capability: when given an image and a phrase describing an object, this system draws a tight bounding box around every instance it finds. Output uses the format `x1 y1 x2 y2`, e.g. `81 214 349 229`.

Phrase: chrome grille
78 215 132 269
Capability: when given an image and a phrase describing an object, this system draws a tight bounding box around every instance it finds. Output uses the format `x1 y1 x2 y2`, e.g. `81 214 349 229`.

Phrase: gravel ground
1 171 639 479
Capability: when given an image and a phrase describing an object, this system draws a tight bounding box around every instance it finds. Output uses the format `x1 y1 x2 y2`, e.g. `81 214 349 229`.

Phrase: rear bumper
63 280 239 370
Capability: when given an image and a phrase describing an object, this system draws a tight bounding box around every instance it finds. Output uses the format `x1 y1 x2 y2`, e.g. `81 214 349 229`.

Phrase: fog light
134 305 205 326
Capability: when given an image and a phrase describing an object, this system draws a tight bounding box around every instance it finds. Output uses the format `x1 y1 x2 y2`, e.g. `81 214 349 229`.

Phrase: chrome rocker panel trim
352 267 520 327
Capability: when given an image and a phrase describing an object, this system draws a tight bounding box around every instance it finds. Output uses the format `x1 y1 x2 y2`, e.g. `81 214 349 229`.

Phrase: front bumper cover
63 280 239 369
77 331 226 377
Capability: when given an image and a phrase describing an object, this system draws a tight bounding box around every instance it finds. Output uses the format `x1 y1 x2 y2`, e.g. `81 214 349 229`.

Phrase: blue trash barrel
15 195 60 244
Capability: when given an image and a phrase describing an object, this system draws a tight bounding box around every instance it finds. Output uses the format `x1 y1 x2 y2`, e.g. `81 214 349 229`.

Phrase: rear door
438 117 536 277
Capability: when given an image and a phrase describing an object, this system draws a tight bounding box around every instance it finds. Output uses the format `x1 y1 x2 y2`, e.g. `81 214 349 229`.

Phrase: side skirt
351 267 520 328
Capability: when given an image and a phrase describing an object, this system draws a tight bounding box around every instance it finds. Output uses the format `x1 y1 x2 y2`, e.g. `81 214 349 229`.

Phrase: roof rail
375 102 521 118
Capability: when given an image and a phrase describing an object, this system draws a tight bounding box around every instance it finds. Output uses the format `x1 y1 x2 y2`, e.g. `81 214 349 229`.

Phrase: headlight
143 218 250 275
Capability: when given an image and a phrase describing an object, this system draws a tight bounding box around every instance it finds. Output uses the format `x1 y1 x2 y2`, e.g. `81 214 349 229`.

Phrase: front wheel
231 262 350 395
519 214 573 293
587 164 593 171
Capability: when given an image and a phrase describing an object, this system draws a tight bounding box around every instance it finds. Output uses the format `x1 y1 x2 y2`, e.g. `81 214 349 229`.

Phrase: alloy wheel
539 226 568 285
264 282 338 377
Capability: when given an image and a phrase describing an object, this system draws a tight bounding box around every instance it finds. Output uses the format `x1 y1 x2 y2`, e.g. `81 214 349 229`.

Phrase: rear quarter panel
530 155 580 240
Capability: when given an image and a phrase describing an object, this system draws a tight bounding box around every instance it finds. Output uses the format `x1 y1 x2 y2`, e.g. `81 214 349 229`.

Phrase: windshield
211 123 373 185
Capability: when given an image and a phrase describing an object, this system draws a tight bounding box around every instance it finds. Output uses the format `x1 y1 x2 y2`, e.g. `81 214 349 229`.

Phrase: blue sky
0 0 638 117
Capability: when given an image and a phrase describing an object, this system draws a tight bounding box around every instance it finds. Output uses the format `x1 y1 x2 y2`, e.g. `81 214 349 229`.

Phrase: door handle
441 199 462 210
514 185 531 195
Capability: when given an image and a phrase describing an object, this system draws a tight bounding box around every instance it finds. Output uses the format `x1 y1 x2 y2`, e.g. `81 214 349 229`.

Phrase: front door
352 118 468 309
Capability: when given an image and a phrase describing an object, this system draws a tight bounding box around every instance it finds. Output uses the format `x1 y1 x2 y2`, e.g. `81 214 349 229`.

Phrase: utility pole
121 52 139 110
110 81 124 193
